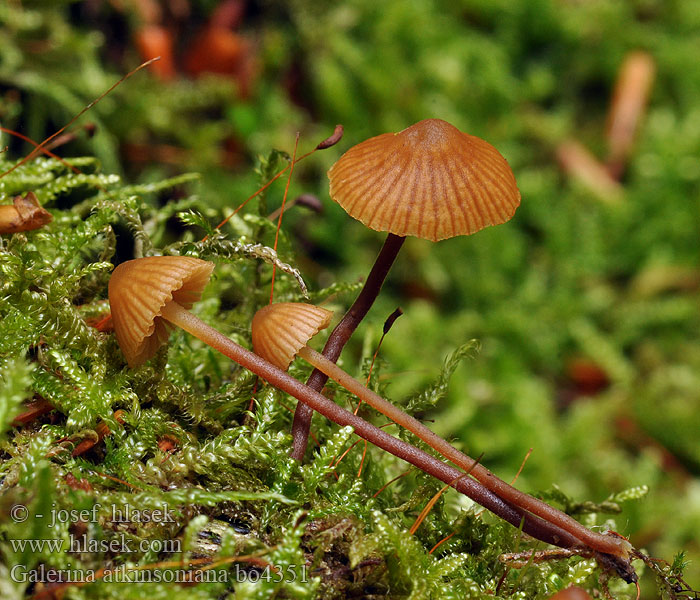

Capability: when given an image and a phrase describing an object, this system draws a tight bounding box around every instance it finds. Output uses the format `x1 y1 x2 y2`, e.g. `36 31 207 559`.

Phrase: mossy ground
1 1 699 598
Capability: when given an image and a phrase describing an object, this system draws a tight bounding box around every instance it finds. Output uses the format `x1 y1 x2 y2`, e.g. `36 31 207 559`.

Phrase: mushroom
547 587 593 600
252 301 633 561
0 192 53 234
108 256 215 368
252 302 334 372
291 118 521 459
107 256 635 576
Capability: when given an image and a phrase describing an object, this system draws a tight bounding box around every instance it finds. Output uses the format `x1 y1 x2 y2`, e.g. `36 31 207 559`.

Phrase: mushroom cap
0 192 53 234
327 118 520 242
108 256 214 367
547 587 592 600
252 302 333 370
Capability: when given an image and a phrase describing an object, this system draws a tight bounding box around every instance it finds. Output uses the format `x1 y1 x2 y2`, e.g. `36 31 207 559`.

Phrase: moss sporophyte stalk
108 256 636 582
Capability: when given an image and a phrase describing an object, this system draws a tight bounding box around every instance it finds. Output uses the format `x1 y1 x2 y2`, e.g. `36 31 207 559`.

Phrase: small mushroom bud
548 587 593 600
0 192 52 234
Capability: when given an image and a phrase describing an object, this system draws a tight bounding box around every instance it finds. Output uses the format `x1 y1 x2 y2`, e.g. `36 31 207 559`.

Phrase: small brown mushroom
547 587 593 600
252 303 333 371
253 302 633 562
292 118 521 458
0 192 52 234
108 256 215 367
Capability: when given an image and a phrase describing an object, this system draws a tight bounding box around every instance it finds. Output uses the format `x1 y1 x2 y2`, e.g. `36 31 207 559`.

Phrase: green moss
0 154 655 599
1 0 699 597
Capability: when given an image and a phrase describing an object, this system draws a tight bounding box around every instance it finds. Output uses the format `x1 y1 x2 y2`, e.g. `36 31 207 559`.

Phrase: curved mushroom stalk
291 118 521 459
253 301 634 562
291 233 405 459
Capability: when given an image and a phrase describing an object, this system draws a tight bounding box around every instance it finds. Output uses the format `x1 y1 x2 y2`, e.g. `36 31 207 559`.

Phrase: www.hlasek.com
9 532 181 555
9 502 308 585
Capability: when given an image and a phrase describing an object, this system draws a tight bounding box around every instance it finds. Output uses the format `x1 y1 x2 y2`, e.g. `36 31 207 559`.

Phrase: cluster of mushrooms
108 119 637 583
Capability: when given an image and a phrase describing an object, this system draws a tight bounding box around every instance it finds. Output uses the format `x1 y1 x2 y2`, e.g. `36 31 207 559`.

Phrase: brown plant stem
158 300 636 583
291 232 406 459
296 345 630 559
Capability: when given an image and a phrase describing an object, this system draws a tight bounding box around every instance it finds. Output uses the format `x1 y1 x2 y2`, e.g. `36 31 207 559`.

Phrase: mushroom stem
296 344 632 560
157 300 623 563
291 233 405 459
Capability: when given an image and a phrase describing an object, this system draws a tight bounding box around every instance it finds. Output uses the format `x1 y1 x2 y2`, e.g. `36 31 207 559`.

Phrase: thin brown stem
0 58 159 180
298 345 631 559
291 233 406 459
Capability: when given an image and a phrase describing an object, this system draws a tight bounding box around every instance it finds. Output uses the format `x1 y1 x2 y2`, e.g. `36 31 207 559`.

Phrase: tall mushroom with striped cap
329 118 520 241
291 118 521 459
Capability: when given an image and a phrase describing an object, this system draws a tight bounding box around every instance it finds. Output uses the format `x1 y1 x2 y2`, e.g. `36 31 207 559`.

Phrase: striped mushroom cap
328 118 520 242
108 256 214 367
252 303 333 370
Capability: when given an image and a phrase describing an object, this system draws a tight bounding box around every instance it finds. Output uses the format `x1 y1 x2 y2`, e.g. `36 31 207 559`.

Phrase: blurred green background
2 0 699 592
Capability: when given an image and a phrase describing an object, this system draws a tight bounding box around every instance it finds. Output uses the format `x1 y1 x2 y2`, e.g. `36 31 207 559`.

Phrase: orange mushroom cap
108 256 214 367
252 303 333 370
547 587 593 600
328 118 520 242
0 192 53 234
